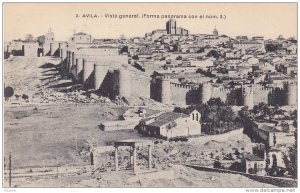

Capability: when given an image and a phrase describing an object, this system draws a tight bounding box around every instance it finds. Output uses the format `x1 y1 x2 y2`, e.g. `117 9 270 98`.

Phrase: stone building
240 114 295 148
176 27 189 36
7 40 23 53
138 110 201 139
70 32 92 44
166 19 177 35
241 153 266 176
151 29 167 41
22 42 38 57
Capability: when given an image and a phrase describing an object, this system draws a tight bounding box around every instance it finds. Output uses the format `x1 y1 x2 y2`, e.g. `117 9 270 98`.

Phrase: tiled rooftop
244 153 264 161
147 112 189 127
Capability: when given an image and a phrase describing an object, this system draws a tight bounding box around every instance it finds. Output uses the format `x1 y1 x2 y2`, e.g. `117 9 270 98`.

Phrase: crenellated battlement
170 82 199 90
156 75 170 80
150 74 295 107
213 86 235 93
199 82 212 87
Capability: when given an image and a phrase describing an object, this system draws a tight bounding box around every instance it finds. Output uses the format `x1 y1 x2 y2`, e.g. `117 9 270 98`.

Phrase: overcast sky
4 3 297 41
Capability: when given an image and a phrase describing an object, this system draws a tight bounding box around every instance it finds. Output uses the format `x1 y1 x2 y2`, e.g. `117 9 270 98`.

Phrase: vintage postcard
2 2 298 189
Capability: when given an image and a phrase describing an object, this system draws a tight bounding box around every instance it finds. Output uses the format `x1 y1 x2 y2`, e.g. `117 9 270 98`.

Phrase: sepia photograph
2 2 298 191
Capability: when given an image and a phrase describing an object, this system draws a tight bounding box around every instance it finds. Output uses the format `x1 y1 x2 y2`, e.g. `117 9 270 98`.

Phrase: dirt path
4 165 277 188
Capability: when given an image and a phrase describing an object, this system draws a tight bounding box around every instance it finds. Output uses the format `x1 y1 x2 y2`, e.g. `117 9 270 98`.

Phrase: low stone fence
188 128 244 143
99 120 139 131
185 165 297 187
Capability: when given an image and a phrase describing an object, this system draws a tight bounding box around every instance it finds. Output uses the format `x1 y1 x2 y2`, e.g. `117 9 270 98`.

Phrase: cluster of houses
238 109 296 176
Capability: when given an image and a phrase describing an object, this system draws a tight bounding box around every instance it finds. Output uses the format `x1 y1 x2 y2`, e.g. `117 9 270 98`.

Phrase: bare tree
24 33 34 42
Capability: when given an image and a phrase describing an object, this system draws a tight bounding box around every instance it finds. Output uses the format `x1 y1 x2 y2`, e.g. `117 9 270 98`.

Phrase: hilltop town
3 19 297 187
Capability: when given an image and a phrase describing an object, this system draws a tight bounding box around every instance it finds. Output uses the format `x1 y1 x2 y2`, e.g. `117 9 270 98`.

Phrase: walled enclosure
150 75 297 107
63 49 133 99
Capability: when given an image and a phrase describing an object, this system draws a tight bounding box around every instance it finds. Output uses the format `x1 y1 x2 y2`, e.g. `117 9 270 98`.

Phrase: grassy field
4 103 151 168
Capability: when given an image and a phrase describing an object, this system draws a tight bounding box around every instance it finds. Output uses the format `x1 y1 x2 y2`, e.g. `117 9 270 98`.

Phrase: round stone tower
200 82 212 104
60 47 67 63
242 85 254 109
284 81 297 106
94 62 109 90
50 43 53 56
117 66 131 98
159 75 171 104
82 58 95 85
75 57 84 82
67 51 71 70
60 49 64 62
76 58 84 77
71 52 75 72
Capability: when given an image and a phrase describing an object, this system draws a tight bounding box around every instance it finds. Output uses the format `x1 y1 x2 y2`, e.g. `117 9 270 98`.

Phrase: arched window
196 113 199 121
192 113 195 120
